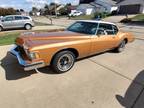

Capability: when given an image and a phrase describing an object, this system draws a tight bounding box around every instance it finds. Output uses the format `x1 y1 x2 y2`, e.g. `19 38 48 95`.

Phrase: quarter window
23 16 30 20
98 23 114 35
112 25 119 34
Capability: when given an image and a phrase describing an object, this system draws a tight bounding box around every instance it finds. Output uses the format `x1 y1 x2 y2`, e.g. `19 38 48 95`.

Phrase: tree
44 4 50 15
0 8 16 16
20 9 24 12
59 6 68 15
32 7 39 12
66 3 72 6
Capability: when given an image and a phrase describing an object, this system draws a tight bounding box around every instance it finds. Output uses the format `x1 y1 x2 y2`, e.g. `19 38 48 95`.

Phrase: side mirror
1 19 4 22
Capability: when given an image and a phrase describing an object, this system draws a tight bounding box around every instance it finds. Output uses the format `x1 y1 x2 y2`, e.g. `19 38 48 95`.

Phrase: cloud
26 0 47 4
0 4 18 8
26 0 48 8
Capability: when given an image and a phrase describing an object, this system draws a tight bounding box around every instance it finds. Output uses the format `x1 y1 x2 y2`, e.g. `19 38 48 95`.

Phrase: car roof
4 15 30 17
78 20 116 26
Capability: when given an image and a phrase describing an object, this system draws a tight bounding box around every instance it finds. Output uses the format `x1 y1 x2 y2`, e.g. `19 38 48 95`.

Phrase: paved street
0 22 144 108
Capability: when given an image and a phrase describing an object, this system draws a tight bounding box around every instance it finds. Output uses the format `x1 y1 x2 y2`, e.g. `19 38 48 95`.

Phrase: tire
25 24 32 30
0 26 3 32
115 40 126 53
51 51 75 73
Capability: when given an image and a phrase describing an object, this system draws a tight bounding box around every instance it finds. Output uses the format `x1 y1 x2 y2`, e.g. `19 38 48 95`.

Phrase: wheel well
124 38 128 44
24 23 32 27
0 25 3 29
50 48 79 64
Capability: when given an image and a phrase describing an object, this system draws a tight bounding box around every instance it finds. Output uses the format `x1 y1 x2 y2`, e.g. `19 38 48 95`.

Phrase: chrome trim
10 46 26 66
10 46 45 71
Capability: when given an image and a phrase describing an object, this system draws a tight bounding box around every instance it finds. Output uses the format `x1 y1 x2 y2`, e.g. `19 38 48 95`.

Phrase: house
118 0 144 14
78 0 118 15
93 0 118 13
77 4 97 15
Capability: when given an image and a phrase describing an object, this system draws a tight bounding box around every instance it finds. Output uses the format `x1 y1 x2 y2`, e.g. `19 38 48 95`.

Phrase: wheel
0 26 3 32
25 24 32 30
51 51 75 73
115 40 126 53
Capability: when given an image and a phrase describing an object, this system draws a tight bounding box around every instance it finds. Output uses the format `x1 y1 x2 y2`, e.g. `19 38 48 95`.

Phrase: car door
91 23 119 55
13 16 24 28
2 16 14 29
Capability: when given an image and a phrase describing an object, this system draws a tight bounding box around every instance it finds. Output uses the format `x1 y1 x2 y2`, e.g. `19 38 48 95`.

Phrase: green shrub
94 12 111 19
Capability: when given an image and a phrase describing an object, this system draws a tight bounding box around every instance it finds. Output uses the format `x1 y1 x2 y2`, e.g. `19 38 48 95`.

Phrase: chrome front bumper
10 46 45 71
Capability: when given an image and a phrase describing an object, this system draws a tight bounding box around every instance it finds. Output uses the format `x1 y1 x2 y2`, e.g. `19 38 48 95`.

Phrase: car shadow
1 52 56 80
116 70 144 108
0 50 123 80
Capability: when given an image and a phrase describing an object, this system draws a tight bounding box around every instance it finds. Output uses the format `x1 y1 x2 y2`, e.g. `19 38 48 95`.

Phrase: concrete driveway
0 25 144 108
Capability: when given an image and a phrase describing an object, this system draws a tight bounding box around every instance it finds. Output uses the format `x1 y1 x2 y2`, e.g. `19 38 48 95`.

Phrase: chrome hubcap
57 54 74 72
119 41 125 51
26 25 31 30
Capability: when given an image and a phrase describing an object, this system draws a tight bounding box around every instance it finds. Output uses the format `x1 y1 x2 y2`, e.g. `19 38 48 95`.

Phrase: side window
112 25 119 35
23 16 30 20
4 16 14 21
98 23 114 35
15 16 22 20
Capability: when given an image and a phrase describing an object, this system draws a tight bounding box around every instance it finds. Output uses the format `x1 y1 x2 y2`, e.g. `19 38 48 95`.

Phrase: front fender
0 24 3 28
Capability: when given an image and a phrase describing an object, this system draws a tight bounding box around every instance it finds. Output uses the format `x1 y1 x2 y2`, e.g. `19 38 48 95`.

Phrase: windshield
67 21 98 35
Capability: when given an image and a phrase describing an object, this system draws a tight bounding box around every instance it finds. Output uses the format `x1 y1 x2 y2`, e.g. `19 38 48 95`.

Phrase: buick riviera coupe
10 20 135 73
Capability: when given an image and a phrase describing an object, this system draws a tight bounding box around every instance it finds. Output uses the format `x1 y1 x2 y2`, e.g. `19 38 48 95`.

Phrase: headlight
26 50 38 60
29 52 37 60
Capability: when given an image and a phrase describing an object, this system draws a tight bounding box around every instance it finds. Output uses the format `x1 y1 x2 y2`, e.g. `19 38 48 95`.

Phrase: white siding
140 5 144 13
95 0 118 13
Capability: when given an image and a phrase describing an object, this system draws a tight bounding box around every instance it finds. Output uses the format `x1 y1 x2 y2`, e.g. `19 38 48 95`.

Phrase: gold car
10 20 135 73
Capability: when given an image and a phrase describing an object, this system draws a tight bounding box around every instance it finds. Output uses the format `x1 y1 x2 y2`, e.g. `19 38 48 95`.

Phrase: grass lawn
71 14 96 20
0 32 20 46
131 14 144 21
34 21 52 26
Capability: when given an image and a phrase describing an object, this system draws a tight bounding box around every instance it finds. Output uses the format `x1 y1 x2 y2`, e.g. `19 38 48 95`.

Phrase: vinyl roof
78 20 116 25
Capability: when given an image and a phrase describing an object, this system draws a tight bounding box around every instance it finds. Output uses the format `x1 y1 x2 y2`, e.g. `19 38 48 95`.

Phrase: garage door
119 4 140 14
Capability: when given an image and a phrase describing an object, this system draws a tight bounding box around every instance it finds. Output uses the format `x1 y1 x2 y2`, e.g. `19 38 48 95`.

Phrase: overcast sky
0 0 79 11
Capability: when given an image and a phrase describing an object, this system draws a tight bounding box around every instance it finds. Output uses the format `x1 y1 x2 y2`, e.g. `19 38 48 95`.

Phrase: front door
2 16 14 29
13 16 24 28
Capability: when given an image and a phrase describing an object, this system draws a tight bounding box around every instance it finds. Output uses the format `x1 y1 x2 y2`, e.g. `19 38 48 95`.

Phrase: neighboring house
68 6 77 13
77 4 97 15
78 0 118 14
56 5 65 11
93 0 118 13
117 0 144 14
32 12 40 16
20 12 29 16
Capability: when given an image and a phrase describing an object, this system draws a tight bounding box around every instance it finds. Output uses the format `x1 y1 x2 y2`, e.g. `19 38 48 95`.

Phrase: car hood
16 31 88 50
